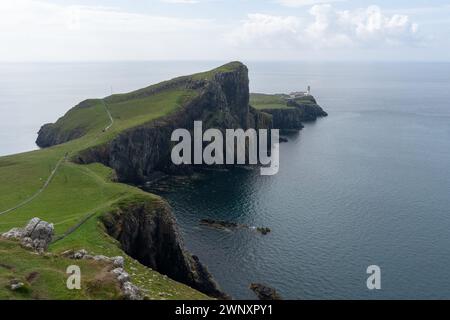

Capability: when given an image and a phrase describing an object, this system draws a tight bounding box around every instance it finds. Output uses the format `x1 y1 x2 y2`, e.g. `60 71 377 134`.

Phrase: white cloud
0 0 218 61
276 0 345 8
228 14 301 48
332 5 419 45
0 1 434 61
229 4 420 50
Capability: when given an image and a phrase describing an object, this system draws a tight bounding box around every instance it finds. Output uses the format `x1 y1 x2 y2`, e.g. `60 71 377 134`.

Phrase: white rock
73 249 88 259
1 228 24 239
112 268 125 276
10 280 24 291
28 220 54 250
2 218 54 251
23 217 41 236
112 256 125 268
117 273 130 284
122 282 143 300
93 255 111 263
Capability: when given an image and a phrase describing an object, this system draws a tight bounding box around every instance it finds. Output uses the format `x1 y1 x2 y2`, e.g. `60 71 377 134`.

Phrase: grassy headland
250 93 318 110
0 63 231 300
0 61 325 300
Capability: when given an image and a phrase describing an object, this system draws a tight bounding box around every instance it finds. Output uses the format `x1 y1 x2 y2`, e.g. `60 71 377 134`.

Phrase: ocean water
1 61 450 299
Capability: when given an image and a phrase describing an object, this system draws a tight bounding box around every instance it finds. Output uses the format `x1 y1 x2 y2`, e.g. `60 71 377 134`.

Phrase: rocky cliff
260 108 305 131
65 62 271 183
256 95 328 132
101 197 229 299
36 62 327 183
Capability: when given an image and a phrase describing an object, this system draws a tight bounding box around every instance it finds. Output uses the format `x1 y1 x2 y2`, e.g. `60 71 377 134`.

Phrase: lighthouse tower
306 85 311 96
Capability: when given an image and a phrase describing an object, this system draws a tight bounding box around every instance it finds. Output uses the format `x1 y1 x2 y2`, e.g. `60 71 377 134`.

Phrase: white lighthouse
288 85 312 99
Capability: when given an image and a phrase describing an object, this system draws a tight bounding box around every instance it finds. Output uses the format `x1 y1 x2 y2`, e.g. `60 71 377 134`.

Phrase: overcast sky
1 0 449 62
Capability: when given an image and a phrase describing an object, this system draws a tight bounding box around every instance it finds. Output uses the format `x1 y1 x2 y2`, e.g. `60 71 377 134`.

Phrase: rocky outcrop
62 248 142 300
287 97 328 120
258 96 327 131
260 108 305 131
66 249 125 268
249 283 282 300
37 123 80 148
36 99 101 148
101 197 229 299
2 217 54 252
200 219 271 235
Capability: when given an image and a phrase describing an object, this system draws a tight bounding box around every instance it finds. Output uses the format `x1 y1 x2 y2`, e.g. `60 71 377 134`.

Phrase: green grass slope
250 93 291 109
250 93 317 110
0 63 245 300
0 239 121 300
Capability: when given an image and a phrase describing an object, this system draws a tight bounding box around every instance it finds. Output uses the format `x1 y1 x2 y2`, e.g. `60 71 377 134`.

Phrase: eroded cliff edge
101 196 228 299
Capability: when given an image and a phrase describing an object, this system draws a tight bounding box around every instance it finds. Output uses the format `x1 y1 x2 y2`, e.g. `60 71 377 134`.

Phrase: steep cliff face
287 97 328 120
73 62 272 183
36 123 60 148
36 99 102 148
260 108 305 131
258 96 328 131
101 197 229 299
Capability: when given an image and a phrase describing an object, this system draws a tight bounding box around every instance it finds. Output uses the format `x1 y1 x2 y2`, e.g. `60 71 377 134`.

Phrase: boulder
23 217 41 235
1 217 54 252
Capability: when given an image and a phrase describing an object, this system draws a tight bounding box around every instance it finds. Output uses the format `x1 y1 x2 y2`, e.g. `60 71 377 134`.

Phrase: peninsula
0 62 326 300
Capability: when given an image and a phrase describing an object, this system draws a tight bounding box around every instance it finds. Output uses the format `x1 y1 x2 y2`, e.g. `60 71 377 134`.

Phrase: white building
289 86 311 98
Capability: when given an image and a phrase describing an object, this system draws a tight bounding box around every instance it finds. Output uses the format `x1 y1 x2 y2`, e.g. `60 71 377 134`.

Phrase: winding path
0 99 114 217
103 100 114 131
0 154 67 216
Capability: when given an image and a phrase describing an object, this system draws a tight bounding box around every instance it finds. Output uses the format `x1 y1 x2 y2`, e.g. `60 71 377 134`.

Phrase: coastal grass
0 147 209 300
0 64 225 299
250 93 292 110
250 93 318 110
0 142 209 300
49 209 209 300
46 89 198 155
191 61 244 81
0 238 121 300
